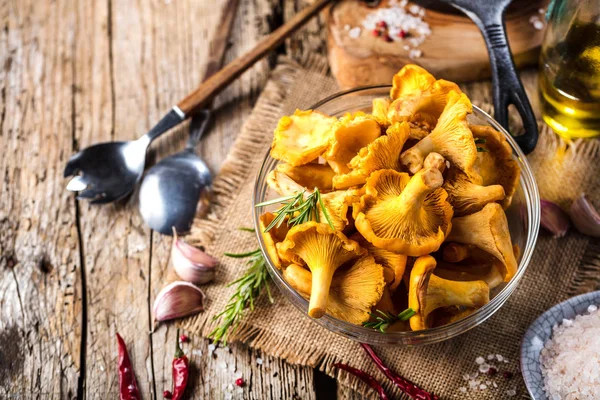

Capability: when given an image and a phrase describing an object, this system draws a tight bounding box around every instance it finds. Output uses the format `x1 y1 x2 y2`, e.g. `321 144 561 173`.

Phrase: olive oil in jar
539 21 600 139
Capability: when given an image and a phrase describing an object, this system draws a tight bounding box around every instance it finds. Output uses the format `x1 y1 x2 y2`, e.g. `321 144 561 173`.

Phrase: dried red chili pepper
360 343 438 400
334 363 389 400
116 333 140 400
171 329 189 400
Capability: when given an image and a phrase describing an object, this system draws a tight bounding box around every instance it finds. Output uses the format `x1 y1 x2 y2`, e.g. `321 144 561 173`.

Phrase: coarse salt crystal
409 49 422 59
479 384 487 390
533 20 544 30
478 363 490 374
227 384 234 392
487 354 495 360
348 27 361 39
493 382 498 388
403 45 410 51
496 354 503 362
208 343 216 353
236 388 244 394
587 304 597 313
506 388 516 397
475 356 485 364
256 357 263 365
408 4 420 14
462 373 470 381
344 24 351 31
219 361 228 370
539 8 545 14
192 349 203 356
459 387 467 393
486 380 492 385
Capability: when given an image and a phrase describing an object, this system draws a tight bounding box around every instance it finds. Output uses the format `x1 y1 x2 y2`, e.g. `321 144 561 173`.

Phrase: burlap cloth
185 55 600 399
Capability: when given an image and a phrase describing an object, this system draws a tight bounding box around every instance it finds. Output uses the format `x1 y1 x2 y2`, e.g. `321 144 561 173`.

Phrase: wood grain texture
328 0 548 89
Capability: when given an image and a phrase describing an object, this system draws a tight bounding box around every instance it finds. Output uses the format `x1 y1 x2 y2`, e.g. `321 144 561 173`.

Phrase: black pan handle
480 22 538 154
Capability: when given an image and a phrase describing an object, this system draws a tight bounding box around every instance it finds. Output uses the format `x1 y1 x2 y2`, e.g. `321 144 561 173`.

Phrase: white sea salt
256 357 263 365
360 3 431 47
533 20 545 30
587 304 597 313
348 27 362 39
479 384 487 390
478 363 490 374
218 361 228 370
459 387 467 393
506 388 517 397
208 343 216 353
540 305 600 399
408 49 422 59
487 354 495 360
475 356 485 365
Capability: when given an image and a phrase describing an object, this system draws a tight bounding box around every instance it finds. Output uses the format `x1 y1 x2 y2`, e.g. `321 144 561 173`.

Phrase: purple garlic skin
153 281 205 322
570 194 600 238
540 199 570 238
172 230 217 284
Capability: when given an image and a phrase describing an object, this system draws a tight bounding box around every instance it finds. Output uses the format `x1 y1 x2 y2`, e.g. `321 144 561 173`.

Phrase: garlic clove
172 229 217 284
153 281 206 322
540 199 570 238
570 194 600 238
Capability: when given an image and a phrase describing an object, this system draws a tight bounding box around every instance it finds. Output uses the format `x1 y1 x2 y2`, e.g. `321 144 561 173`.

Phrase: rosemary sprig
362 308 416 333
255 188 334 232
474 137 487 144
476 146 489 153
209 247 273 345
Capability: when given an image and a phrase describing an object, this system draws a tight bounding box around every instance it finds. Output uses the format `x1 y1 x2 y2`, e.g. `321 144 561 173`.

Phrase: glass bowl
252 86 540 346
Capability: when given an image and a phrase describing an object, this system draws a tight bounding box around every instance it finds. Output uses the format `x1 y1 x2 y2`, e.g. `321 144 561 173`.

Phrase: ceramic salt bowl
520 290 600 399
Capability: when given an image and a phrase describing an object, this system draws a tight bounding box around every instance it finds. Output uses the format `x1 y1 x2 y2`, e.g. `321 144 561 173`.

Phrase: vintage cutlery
64 0 334 203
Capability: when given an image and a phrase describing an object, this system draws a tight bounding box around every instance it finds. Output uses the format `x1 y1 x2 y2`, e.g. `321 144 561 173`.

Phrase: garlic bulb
570 194 600 238
172 229 217 284
540 199 570 238
153 281 205 322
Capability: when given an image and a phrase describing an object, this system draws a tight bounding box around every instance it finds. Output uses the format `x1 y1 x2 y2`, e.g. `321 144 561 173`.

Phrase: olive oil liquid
539 21 600 139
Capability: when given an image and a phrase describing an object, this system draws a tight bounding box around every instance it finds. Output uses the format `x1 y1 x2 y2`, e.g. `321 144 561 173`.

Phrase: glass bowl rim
252 85 540 343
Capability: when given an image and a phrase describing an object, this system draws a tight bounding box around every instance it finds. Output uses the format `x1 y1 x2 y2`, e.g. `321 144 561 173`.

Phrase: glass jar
539 0 600 139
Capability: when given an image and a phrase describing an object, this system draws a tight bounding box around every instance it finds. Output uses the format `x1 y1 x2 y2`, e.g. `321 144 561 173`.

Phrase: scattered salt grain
587 304 597 313
208 343 216 353
236 388 244 394
540 305 600 399
348 27 362 39
227 384 234 392
475 356 485 365
344 24 351 31
496 354 504 362
506 388 516 397
361 3 431 47
539 8 545 14
192 349 203 357
218 361 228 370
409 49 422 59
493 382 498 388
478 363 491 374
486 380 492 385
487 354 495 360
479 384 487 390
533 20 544 30
408 4 420 15
256 357 263 366
99 365 105 372
403 45 410 51
462 373 470 381
459 387 467 393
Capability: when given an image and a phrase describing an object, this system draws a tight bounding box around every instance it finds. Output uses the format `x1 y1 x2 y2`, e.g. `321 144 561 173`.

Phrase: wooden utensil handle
176 0 334 116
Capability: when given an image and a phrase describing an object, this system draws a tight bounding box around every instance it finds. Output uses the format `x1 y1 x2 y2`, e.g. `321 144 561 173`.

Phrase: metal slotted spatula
437 0 539 154
64 0 334 203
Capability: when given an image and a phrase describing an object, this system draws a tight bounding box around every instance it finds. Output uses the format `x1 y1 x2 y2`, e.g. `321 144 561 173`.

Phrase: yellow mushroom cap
470 124 521 209
408 255 490 330
400 91 476 175
390 64 436 100
371 98 391 127
277 222 364 318
266 169 308 197
388 79 461 129
443 167 506 216
325 114 382 174
270 109 337 166
352 234 407 293
282 256 385 324
333 121 411 189
446 202 518 282
276 162 336 192
259 212 290 270
318 190 356 232
353 168 453 256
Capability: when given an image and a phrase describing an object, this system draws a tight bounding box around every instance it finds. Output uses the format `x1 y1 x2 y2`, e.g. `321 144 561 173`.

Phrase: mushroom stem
423 152 446 173
308 265 336 318
443 243 471 262
396 168 443 207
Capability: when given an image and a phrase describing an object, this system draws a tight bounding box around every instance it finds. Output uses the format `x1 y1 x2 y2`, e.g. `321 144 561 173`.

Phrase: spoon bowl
138 110 213 235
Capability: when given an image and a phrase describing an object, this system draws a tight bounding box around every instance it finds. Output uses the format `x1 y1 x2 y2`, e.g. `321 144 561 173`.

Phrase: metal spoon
138 109 213 235
63 0 333 203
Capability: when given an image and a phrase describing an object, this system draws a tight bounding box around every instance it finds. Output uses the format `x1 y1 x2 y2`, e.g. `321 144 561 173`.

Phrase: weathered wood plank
0 0 82 398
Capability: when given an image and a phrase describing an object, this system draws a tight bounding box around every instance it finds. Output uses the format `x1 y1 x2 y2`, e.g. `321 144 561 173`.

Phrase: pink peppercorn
382 34 393 43
503 371 514 379
376 20 388 29
235 378 245 387
398 30 407 38
371 29 382 37
179 334 188 343
163 390 173 398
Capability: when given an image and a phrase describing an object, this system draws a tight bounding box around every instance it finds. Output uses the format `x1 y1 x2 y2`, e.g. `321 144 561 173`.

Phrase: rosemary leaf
474 137 487 144
477 146 489 153
362 308 416 333
237 227 255 232
224 249 262 258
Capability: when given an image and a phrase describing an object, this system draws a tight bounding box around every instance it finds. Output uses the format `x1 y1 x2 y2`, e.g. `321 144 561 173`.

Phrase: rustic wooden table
0 0 363 398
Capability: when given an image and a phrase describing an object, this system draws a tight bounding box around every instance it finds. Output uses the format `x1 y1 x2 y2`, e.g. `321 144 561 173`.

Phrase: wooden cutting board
327 0 549 89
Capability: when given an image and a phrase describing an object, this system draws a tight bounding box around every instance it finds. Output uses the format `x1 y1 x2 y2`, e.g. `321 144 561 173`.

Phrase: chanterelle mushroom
333 121 411 189
446 203 518 282
259 212 290 270
371 98 391 127
324 114 382 174
352 234 407 293
277 222 364 318
400 91 477 175
270 109 337 166
408 255 490 330
267 169 307 197
470 124 521 209
318 190 357 232
282 256 385 324
354 168 453 256
443 167 506 216
276 162 336 192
